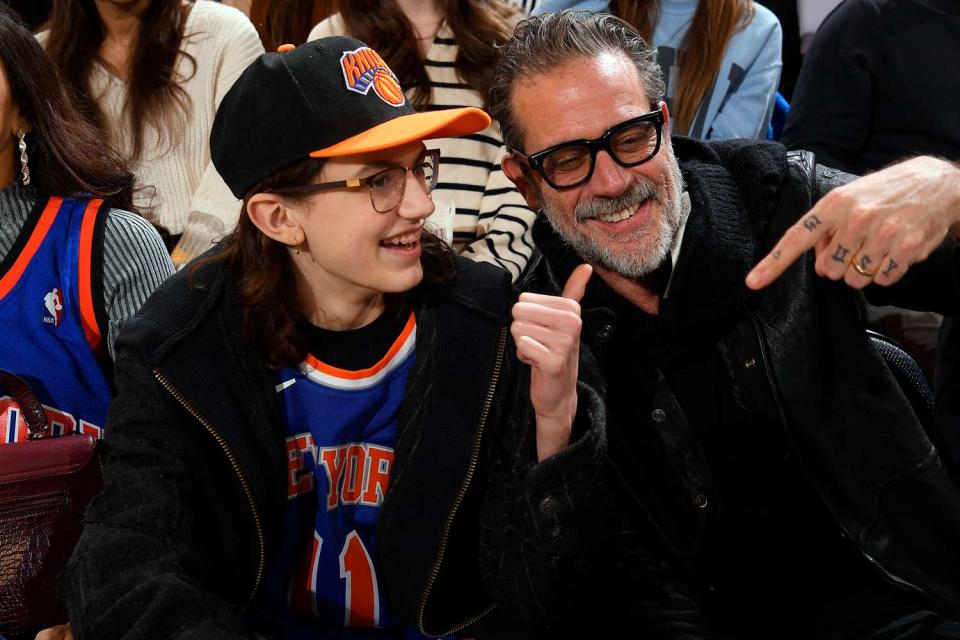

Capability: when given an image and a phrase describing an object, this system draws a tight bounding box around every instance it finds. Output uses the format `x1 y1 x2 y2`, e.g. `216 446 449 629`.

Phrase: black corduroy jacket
60 254 607 639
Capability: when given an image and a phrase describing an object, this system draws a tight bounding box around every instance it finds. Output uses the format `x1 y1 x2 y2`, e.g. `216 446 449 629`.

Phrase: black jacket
60 254 606 639
530 138 960 636
782 0 960 175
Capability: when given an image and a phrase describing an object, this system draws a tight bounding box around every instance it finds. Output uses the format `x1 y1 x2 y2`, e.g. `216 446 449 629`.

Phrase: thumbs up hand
511 264 592 461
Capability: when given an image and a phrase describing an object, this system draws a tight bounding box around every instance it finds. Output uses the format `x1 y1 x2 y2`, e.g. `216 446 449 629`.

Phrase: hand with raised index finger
745 156 960 291
512 263 592 461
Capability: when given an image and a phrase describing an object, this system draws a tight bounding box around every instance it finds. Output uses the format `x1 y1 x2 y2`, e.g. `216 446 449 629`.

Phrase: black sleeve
781 0 874 173
477 345 607 629
61 355 258 640
478 338 713 637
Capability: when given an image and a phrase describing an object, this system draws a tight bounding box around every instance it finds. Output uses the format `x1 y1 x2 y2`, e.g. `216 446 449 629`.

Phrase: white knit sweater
308 16 537 281
39 2 264 261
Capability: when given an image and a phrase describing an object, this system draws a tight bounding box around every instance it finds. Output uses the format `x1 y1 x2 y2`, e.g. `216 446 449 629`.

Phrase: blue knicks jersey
0 196 111 443
263 312 425 638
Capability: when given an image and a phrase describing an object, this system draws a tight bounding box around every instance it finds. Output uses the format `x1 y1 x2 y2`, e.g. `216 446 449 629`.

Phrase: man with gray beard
482 10 960 639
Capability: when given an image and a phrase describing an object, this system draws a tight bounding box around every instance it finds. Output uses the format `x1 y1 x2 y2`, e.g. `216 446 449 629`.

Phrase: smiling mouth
379 231 421 249
591 203 640 223
581 198 656 225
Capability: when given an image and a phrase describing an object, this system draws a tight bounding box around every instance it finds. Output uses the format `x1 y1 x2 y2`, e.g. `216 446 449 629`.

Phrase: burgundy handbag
0 369 102 640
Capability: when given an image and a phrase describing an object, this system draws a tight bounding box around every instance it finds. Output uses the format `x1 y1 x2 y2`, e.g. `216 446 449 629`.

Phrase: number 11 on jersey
340 530 380 627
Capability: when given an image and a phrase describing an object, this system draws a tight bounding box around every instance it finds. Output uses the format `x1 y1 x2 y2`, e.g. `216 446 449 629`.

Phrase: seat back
868 329 960 481
868 329 935 426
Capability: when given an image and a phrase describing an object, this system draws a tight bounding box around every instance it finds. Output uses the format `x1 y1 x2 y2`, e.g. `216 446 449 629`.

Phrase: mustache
573 179 660 222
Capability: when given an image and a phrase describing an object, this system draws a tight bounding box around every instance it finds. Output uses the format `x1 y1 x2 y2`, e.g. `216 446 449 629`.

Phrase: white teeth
381 232 420 247
595 204 639 223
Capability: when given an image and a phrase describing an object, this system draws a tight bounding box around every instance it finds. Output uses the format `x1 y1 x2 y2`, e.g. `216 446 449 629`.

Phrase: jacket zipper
416 327 507 636
745 309 932 601
153 368 265 609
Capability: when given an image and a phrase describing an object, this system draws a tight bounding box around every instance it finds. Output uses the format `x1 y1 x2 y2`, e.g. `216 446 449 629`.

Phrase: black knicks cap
211 36 491 198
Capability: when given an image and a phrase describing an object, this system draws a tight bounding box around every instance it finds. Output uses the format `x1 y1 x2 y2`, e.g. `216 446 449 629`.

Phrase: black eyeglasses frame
517 108 664 190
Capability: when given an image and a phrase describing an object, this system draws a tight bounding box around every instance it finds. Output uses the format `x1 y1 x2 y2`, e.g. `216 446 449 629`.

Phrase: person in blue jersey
0 7 172 639
533 1 782 141
0 5 172 445
57 36 605 639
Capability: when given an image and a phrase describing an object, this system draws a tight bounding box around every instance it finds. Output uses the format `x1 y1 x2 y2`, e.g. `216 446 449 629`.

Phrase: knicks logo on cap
340 47 406 107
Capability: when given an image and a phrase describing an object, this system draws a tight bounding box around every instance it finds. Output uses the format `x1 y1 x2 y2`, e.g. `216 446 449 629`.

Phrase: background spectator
796 0 842 53
506 0 540 13
39 0 264 268
309 0 538 281
783 0 959 175
756 0 800 99
0 15 170 634
0 3 171 372
238 0 336 50
533 0 783 140
0 0 51 29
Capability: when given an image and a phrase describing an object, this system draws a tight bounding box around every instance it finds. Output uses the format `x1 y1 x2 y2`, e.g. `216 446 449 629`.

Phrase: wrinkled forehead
511 51 652 154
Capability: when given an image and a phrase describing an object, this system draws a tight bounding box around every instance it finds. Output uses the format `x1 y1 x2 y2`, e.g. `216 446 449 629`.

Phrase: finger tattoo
772 249 782 260
831 244 850 262
803 215 822 232
882 258 898 277
859 254 872 270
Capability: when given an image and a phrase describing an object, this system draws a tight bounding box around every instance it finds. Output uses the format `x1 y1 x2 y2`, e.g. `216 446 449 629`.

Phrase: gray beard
541 153 685 279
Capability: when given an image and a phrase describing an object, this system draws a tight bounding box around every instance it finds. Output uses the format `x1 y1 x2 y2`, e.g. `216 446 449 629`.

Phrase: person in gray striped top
309 0 538 282
0 185 173 360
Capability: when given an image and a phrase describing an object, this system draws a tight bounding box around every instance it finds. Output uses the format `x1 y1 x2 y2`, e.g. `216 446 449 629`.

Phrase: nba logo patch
43 287 63 326
340 47 406 108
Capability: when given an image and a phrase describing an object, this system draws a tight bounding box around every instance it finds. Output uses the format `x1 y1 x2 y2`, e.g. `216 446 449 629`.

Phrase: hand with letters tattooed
746 156 960 290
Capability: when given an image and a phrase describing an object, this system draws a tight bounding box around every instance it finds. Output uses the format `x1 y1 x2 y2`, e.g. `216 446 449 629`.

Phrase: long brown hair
0 5 137 211
263 0 338 50
193 156 456 368
43 0 196 160
340 0 518 109
610 0 755 135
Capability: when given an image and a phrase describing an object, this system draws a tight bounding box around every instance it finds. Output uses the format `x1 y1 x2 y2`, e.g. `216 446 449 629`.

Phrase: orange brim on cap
309 107 491 158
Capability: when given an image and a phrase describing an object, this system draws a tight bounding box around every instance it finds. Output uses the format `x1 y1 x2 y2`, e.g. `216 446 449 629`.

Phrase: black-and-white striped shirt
504 0 539 14
309 17 538 282
0 183 174 359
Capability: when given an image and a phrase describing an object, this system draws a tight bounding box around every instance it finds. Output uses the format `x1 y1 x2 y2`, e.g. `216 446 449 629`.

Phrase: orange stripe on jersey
0 197 63 302
304 312 416 381
77 199 105 360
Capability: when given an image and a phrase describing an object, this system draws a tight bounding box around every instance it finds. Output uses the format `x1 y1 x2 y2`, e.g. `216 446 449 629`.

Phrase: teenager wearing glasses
55 37 605 639
308 0 538 283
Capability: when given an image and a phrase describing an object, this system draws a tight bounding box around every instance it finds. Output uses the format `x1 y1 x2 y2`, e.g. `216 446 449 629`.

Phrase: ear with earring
290 235 303 255
17 128 30 186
